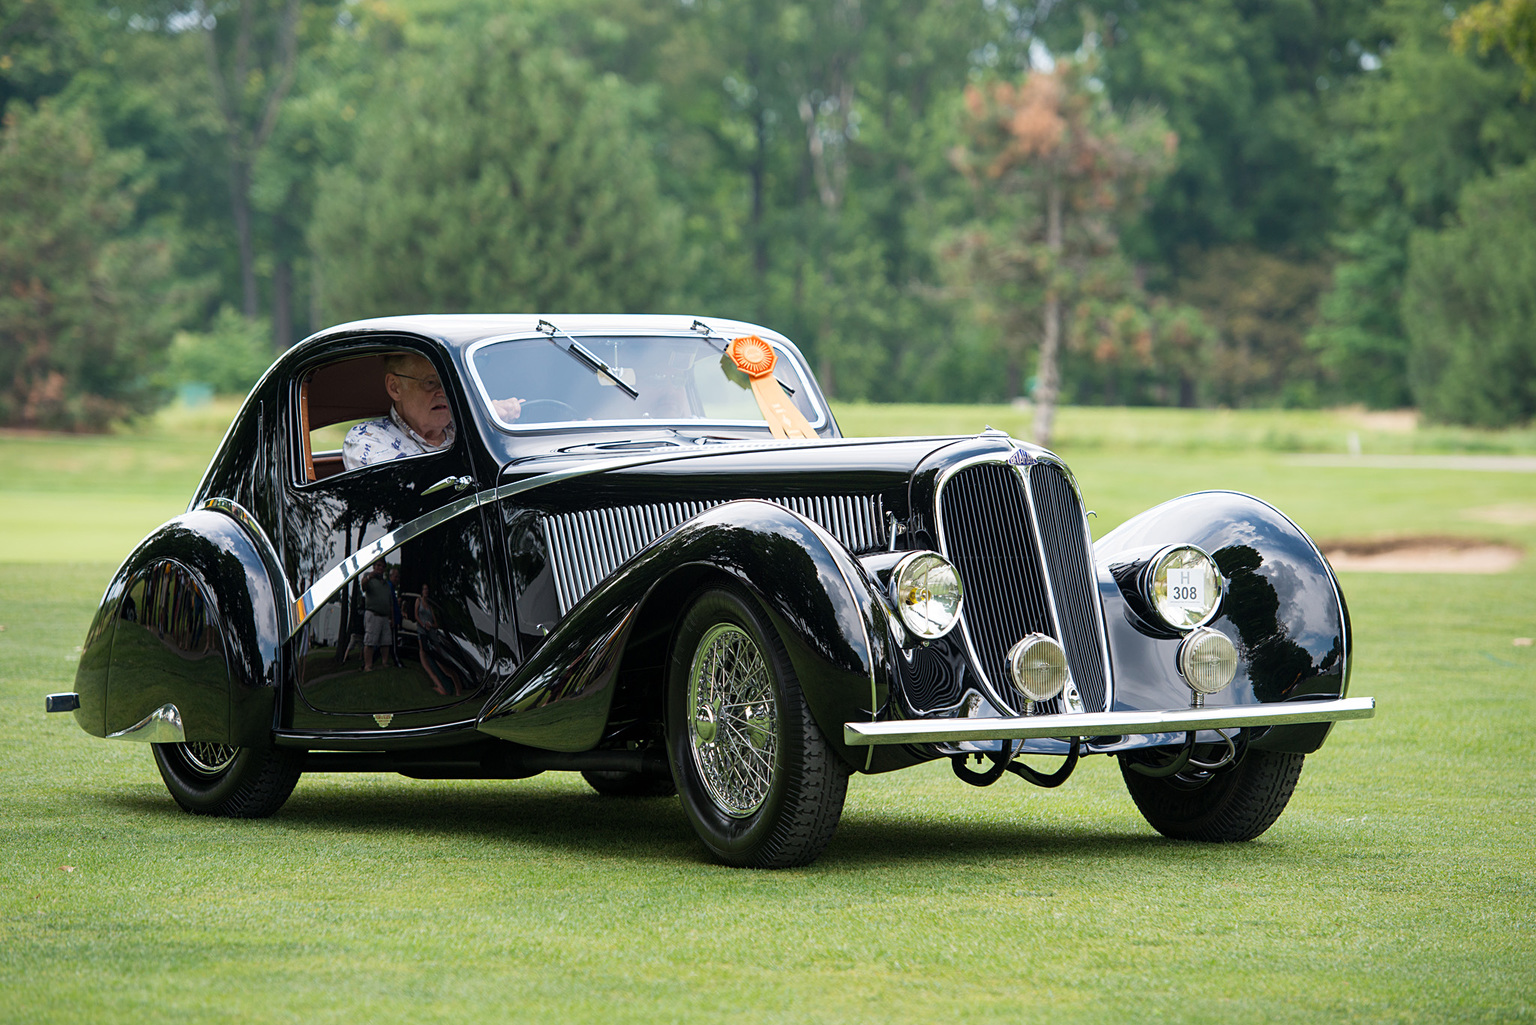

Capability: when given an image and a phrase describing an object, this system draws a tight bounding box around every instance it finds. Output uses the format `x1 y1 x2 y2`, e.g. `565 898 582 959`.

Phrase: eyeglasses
392 372 445 394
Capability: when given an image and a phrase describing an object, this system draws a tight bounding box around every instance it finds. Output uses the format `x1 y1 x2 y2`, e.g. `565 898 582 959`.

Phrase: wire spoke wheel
180 741 239 776
688 624 778 817
666 584 849 868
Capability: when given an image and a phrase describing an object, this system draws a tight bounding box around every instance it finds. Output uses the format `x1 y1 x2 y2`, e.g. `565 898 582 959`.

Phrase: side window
296 350 454 482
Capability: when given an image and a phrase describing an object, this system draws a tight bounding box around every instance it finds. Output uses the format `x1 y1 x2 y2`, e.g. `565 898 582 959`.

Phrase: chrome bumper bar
843 696 1375 747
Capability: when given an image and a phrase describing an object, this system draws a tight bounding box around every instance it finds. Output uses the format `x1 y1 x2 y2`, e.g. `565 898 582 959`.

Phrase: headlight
1006 633 1068 704
889 552 963 640
1144 544 1223 630
1178 626 1238 696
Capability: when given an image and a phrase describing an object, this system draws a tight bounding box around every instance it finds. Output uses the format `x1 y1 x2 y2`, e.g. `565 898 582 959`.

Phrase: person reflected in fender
414 582 462 696
343 353 457 469
360 560 393 672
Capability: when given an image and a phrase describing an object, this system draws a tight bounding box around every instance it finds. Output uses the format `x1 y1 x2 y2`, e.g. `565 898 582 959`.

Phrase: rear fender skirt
477 500 887 768
1093 490 1353 754
79 510 282 746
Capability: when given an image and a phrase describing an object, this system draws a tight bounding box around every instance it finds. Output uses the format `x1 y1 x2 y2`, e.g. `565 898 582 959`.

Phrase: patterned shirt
342 405 456 470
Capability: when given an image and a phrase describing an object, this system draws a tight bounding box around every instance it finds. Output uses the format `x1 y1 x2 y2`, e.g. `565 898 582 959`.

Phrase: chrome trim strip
274 718 481 744
843 696 1376 746
107 703 186 743
198 497 298 638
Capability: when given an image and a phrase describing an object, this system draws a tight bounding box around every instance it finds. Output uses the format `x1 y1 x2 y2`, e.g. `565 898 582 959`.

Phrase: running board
844 696 1375 747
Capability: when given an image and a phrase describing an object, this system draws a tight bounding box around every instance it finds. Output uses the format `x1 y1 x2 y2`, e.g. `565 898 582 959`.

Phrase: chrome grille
1027 463 1109 713
542 494 885 614
936 458 1111 714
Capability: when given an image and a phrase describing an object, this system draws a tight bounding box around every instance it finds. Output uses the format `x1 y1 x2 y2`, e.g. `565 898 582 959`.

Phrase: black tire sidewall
1118 747 1304 842
152 742 301 818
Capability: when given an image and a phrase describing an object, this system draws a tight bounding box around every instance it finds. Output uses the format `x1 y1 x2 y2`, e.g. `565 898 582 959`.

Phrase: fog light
890 552 963 640
1145 545 1223 630
1178 627 1238 697
1007 633 1069 705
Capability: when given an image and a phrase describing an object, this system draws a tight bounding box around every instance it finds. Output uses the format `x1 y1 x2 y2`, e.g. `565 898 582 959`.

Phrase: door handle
423 475 473 497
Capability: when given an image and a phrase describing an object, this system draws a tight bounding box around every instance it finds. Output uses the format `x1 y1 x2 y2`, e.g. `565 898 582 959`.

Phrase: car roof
300 314 798 352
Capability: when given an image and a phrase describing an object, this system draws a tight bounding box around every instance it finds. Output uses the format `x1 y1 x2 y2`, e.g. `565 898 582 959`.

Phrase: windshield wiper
690 319 796 396
536 319 640 399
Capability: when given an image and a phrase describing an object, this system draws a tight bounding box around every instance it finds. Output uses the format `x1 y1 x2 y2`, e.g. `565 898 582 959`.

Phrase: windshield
468 334 824 430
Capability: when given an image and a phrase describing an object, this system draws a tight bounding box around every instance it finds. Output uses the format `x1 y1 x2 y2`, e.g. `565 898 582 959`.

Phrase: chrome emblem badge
1006 448 1038 467
374 713 394 728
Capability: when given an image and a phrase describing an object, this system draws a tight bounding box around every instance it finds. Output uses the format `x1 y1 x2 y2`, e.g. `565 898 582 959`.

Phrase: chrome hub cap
182 741 238 776
688 623 778 818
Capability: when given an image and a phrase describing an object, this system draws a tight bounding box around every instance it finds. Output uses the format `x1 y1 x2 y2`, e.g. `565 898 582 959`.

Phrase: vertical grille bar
938 463 1055 705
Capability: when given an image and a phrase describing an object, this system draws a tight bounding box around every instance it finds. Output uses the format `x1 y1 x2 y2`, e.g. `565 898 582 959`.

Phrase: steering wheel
514 399 579 422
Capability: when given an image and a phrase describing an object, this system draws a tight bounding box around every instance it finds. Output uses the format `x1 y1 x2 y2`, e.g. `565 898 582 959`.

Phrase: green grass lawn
2 402 1534 1022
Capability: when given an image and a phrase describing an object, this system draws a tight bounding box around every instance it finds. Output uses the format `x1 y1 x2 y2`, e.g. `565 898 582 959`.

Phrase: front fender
476 500 885 767
1093 491 1351 753
75 509 283 745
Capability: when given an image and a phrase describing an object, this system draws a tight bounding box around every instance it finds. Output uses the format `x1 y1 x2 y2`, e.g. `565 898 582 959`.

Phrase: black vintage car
49 314 1373 867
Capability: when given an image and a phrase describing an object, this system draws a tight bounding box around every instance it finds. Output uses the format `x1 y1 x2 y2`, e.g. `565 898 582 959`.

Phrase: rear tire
152 741 304 818
1118 747 1304 842
666 584 848 868
581 769 677 798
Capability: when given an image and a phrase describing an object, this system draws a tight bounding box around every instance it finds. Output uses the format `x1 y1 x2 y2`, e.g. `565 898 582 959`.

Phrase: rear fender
78 509 283 746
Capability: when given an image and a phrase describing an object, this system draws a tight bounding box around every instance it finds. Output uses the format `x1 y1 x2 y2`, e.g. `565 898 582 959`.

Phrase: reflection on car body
50 314 1373 868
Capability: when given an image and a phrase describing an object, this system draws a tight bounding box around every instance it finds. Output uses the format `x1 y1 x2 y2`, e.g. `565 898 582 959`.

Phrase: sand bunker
1321 536 1524 574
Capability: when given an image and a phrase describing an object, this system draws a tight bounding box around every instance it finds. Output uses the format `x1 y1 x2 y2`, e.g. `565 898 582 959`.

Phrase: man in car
342 353 458 469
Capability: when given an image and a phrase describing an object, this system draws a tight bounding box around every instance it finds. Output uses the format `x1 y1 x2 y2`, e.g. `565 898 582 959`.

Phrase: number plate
1166 567 1206 609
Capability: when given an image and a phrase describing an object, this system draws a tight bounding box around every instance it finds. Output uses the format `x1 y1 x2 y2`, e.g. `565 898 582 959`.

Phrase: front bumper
843 696 1375 746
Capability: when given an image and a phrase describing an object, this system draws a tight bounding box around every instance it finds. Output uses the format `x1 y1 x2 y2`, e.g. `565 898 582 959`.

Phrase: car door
278 342 500 734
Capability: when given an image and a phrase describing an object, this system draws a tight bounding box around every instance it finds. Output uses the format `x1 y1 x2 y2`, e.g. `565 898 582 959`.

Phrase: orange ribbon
728 336 816 439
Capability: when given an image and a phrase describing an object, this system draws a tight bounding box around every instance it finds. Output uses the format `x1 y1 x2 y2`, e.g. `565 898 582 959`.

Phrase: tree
1309 0 1536 407
309 15 682 318
1403 160 1536 427
1453 0 1536 91
945 57 1175 445
193 0 302 324
1038 0 1379 269
0 101 192 429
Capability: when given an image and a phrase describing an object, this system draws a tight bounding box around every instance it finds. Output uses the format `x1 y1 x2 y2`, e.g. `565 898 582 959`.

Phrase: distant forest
2 0 1534 431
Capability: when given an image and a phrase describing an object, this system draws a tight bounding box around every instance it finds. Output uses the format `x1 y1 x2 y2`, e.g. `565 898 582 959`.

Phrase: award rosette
728 335 816 440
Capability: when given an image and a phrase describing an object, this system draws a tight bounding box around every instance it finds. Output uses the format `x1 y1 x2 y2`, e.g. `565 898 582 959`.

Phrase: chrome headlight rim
888 551 964 641
1006 632 1069 703
1142 543 1224 632
1177 625 1239 696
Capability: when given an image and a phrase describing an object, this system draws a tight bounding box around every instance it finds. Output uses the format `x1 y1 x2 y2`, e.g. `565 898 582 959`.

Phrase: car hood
495 434 1002 512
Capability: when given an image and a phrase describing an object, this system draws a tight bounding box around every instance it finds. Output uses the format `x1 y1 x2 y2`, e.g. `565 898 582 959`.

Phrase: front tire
666 585 848 868
152 741 304 818
1118 746 1304 842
